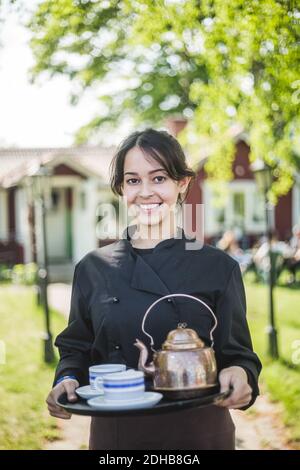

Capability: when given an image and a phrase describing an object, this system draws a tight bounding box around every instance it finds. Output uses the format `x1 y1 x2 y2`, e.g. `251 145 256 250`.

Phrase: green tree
29 0 300 200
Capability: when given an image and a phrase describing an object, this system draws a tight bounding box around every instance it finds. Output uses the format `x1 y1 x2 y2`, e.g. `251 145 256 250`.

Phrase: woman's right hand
46 378 79 419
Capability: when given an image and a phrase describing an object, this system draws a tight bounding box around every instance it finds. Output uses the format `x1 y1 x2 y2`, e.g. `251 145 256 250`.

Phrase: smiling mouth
137 203 163 212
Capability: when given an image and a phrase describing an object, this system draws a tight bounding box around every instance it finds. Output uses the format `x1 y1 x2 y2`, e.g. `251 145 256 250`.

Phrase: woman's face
122 146 190 230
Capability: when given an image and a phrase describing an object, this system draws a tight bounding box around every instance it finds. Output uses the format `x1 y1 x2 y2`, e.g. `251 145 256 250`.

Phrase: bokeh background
0 0 299 450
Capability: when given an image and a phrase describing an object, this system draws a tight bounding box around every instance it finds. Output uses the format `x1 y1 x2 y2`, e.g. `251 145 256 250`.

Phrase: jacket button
114 345 121 350
112 297 119 303
167 298 173 303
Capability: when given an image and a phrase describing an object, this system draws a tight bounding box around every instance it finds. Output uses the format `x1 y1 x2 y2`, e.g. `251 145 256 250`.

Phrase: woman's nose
138 181 154 198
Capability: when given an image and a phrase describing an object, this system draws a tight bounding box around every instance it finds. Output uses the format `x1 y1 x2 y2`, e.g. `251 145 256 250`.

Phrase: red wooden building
167 118 299 247
0 119 299 267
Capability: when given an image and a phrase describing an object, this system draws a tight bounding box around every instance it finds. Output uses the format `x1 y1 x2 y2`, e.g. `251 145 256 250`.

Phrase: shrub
10 263 38 285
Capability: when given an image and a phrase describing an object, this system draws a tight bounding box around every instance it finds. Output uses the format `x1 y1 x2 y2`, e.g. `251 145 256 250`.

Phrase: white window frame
292 177 300 227
203 180 266 236
0 189 8 241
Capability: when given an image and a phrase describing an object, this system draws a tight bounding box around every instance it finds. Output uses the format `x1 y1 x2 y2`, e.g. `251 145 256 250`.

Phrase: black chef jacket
54 225 261 409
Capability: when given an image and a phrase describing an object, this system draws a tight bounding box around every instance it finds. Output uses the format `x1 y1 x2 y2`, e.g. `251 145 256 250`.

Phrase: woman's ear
178 176 192 194
177 177 192 205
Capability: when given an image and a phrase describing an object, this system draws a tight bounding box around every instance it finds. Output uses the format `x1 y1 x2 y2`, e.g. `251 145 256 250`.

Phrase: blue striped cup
102 370 145 401
89 364 126 391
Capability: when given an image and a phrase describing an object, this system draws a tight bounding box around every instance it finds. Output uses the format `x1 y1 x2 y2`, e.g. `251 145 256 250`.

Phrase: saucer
76 385 104 400
87 392 163 410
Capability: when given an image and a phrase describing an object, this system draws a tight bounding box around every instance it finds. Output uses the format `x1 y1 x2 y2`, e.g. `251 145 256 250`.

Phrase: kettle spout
134 339 155 377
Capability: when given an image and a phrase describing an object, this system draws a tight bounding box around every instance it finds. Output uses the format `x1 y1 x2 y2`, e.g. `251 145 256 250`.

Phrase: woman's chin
137 215 162 226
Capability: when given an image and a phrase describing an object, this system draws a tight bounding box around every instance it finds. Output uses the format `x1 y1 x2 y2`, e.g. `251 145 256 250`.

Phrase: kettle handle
141 293 218 353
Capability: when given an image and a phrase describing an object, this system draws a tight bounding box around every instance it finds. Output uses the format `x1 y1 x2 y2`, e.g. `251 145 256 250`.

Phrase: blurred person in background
217 230 252 273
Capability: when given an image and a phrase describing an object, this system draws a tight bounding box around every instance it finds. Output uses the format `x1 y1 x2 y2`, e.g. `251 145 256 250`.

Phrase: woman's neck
130 221 177 249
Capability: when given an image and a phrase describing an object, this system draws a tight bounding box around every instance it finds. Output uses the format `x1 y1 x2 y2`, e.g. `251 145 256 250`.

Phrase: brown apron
89 405 235 450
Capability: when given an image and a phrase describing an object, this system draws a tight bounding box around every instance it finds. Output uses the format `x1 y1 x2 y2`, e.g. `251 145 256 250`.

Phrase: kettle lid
163 323 205 350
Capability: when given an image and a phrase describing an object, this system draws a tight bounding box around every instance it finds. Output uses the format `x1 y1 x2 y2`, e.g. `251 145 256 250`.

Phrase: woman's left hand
216 366 252 409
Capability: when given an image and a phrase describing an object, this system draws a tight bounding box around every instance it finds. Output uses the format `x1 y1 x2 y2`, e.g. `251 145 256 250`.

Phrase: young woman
46 128 261 450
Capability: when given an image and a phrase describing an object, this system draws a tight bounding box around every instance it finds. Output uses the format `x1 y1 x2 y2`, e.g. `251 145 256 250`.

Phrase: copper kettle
134 293 218 399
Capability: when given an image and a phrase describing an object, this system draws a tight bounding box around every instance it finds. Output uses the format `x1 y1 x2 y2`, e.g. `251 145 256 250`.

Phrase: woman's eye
126 178 139 184
126 176 166 184
153 176 166 183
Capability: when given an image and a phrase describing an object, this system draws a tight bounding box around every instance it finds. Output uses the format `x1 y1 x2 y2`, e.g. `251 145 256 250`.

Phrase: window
252 191 265 223
233 192 245 219
50 190 60 210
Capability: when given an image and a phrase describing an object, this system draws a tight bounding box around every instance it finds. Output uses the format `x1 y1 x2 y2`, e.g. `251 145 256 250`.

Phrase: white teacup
89 364 126 391
102 370 145 401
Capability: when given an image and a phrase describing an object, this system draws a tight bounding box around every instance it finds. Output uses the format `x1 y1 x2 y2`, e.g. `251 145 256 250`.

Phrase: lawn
0 281 299 449
0 285 67 450
244 278 300 447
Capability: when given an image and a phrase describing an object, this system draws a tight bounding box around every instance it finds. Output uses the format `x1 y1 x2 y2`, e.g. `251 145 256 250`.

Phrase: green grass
0 281 299 449
245 278 300 447
0 285 67 450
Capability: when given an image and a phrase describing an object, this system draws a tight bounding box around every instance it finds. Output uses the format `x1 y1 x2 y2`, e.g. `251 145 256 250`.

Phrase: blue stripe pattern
104 380 144 389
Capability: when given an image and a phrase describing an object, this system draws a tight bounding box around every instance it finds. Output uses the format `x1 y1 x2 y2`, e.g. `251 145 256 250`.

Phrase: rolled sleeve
214 263 262 409
53 262 94 386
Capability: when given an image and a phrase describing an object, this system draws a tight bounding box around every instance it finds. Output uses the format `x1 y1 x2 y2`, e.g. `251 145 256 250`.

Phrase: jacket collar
122 224 189 248
112 225 195 296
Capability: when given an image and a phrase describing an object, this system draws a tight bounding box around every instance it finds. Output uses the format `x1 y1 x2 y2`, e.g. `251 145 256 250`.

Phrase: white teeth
138 203 161 209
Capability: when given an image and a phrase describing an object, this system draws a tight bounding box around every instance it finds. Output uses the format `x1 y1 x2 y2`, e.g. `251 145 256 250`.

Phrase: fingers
46 379 79 419
218 383 252 408
63 380 79 402
48 404 72 419
219 370 231 394
217 367 252 409
46 395 72 419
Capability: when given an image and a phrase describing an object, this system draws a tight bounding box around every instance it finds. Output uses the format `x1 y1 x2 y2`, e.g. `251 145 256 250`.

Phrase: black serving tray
56 383 232 418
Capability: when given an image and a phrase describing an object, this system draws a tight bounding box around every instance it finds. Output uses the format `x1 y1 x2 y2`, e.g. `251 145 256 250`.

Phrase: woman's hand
46 378 79 419
216 366 252 409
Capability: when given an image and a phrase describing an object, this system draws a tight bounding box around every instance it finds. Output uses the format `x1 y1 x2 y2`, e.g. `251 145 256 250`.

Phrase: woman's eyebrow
124 168 167 176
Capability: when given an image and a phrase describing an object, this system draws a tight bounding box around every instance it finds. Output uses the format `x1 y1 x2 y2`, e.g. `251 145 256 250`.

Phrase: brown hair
109 128 195 204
